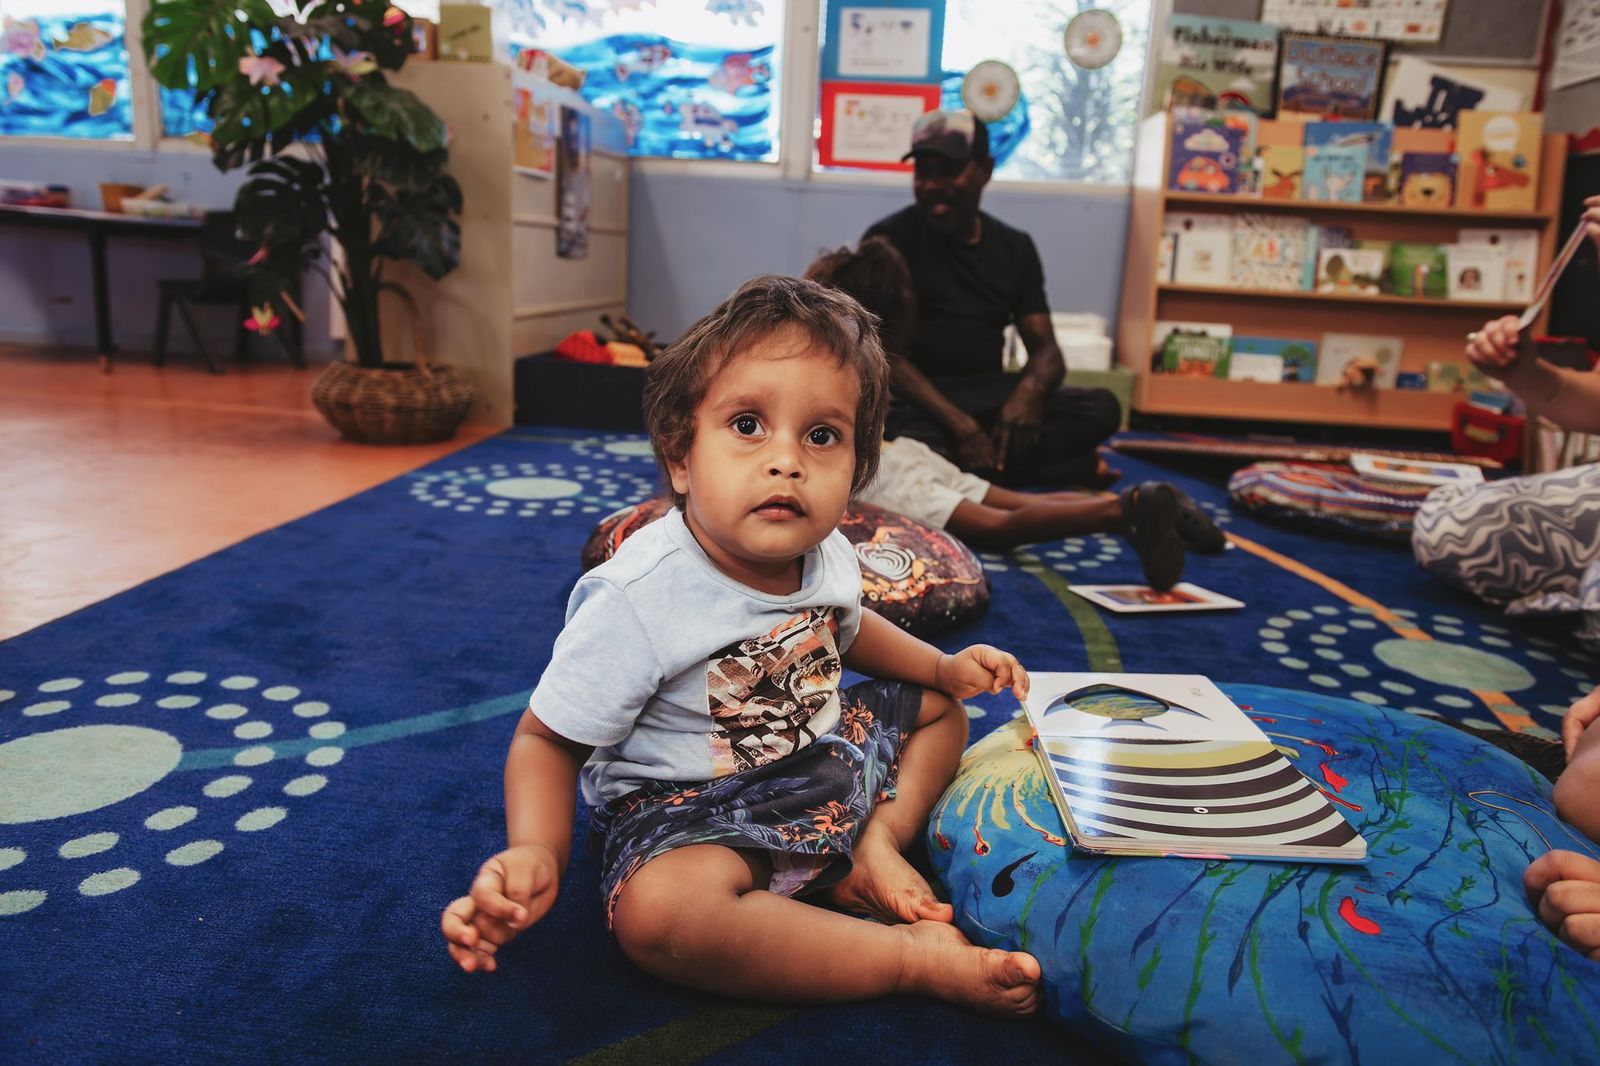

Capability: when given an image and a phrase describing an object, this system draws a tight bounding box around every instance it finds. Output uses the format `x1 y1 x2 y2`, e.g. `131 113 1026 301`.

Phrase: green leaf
299 0 415 69
369 174 462 279
345 82 448 153
142 0 281 93
207 68 325 169
235 156 330 300
351 134 448 192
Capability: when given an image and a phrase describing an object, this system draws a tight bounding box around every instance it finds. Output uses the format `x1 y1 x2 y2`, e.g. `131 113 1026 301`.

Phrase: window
817 0 1152 184
1 0 133 140
509 0 786 162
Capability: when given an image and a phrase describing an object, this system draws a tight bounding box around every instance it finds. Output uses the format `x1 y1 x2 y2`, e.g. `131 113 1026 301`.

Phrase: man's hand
994 383 1046 472
1525 850 1600 961
1565 686 1600 761
935 646 1030 701
1465 315 1526 378
955 425 999 475
441 843 561 973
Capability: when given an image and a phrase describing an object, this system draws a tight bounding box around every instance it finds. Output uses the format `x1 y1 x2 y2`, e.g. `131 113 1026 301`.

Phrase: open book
1021 673 1367 864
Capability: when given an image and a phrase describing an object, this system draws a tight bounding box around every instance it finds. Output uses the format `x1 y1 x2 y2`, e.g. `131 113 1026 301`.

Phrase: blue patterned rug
1 428 1592 1062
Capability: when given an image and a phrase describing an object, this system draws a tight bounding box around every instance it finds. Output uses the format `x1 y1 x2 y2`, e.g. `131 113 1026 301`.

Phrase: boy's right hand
440 843 561 973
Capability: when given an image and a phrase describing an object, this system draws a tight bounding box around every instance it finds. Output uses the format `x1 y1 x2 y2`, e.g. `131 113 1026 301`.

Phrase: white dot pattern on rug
408 457 657 518
1253 603 1594 720
0 666 346 913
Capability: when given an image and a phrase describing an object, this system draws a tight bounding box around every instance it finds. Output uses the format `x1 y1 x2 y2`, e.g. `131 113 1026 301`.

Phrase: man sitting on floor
863 110 1120 488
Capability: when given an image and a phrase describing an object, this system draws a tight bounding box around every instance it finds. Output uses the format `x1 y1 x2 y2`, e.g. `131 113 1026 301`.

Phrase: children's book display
1276 33 1386 121
1230 214 1308 292
1154 320 1232 377
1231 336 1317 382
1155 15 1280 114
1395 152 1456 208
1444 245 1506 301
1317 333 1402 387
1167 213 1233 286
1021 673 1368 863
1068 584 1242 613
1303 121 1392 202
1315 247 1384 294
1350 453 1485 486
1456 111 1543 212
1302 143 1365 202
1167 110 1247 194
1460 228 1538 303
1388 242 1447 298
1255 144 1303 199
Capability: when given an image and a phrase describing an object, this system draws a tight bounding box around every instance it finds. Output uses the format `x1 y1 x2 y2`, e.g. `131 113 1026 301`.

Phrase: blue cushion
928 684 1600 1061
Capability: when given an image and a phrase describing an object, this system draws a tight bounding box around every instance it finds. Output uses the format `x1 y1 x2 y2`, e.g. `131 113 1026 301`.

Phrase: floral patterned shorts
589 679 924 928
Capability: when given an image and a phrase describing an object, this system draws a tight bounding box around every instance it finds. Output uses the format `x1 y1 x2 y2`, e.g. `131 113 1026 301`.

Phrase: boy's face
667 330 859 591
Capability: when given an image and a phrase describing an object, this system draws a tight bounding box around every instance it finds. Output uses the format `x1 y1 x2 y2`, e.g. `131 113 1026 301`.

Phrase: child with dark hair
807 238 1225 590
442 274 1043 1015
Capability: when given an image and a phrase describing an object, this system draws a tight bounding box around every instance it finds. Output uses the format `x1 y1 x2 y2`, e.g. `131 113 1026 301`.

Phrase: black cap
901 110 991 163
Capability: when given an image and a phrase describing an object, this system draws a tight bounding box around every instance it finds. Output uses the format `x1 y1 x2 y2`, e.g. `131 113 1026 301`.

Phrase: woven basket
311 286 475 445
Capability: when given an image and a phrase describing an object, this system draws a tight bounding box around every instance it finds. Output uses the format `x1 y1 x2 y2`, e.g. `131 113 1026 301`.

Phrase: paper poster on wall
513 73 558 178
1380 56 1525 130
818 80 940 170
1552 0 1600 91
1261 0 1448 44
820 0 945 84
557 106 591 259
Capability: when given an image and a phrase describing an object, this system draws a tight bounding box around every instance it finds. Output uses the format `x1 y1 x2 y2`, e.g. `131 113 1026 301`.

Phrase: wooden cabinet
1116 113 1566 430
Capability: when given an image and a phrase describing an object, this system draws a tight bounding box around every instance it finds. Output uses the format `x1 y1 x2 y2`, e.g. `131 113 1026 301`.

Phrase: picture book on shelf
1302 121 1393 202
1445 244 1507 300
1389 242 1448 298
1155 15 1281 115
1396 152 1456 208
1459 228 1538 303
1317 333 1402 388
1168 212 1234 286
1456 111 1543 212
1303 143 1366 203
1304 224 1355 289
1276 32 1386 121
1156 321 1232 377
1316 247 1385 294
1021 673 1368 863
1167 109 1247 194
1231 214 1310 291
1255 144 1304 199
1381 55 1526 130
1227 352 1284 382
1232 335 1317 382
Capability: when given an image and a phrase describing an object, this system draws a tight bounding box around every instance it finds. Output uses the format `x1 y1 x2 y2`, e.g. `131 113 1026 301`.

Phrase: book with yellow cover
1021 673 1368 863
1456 111 1543 212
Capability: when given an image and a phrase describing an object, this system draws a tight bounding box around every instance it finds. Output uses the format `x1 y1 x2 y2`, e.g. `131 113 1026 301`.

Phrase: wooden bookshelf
1116 113 1568 431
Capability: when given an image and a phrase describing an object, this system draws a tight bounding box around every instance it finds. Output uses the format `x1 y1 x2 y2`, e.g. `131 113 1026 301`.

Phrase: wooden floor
0 344 495 641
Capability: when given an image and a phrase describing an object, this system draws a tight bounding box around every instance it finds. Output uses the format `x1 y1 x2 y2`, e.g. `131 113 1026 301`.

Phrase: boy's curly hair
804 237 917 359
643 274 890 509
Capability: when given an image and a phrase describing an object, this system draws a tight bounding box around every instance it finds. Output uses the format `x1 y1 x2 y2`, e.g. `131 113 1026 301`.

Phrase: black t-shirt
863 206 1051 377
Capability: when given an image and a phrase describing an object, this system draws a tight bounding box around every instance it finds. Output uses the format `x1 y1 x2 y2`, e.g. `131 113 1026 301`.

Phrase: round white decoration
1064 9 1122 71
961 60 1020 122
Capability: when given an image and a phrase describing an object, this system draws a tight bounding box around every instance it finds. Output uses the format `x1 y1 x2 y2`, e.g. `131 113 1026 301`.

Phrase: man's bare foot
828 826 954 924
897 920 1042 1017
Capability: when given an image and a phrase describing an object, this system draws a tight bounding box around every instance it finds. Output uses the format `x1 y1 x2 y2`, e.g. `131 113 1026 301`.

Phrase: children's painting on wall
557 106 591 259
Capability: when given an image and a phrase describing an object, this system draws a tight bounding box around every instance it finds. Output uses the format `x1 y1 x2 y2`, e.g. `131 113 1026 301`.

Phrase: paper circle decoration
1063 9 1122 70
961 60 1021 122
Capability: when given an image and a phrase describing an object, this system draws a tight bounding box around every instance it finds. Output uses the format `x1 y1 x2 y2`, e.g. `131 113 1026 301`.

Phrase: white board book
1350 453 1486 486
1021 673 1368 863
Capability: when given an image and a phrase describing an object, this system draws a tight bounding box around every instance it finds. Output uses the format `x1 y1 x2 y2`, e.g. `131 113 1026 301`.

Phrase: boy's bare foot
897 920 1042 1017
828 825 954 923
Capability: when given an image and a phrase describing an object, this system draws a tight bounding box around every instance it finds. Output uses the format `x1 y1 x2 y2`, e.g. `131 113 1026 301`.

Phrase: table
0 203 203 369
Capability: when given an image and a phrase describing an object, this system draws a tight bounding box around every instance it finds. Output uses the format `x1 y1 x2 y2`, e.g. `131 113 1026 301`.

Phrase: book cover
1456 111 1543 212
1316 247 1385 294
1303 121 1394 201
1021 673 1367 863
1303 224 1355 290
1168 110 1247 194
1161 330 1232 378
1389 242 1447 298
1158 232 1177 282
1255 144 1304 199
1227 352 1284 382
1396 151 1456 208
1381 55 1526 130
1317 333 1403 387
1276 33 1386 122
1426 361 1464 392
1459 228 1539 302
1232 335 1317 382
1303 143 1365 203
1445 244 1508 300
1169 213 1234 286
1155 15 1281 115
1230 213 1310 291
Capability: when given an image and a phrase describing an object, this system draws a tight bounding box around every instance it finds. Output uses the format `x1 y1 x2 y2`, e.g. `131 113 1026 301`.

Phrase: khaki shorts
857 437 991 529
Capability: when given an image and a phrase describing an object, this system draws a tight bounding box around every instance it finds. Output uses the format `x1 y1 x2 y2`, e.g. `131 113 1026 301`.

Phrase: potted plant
141 0 474 443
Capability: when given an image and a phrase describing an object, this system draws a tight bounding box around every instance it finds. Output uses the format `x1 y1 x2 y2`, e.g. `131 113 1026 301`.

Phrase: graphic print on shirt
705 607 844 775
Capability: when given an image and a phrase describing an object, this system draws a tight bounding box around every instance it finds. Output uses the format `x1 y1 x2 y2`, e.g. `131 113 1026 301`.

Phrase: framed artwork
817 80 940 171
820 0 945 84
1276 33 1387 122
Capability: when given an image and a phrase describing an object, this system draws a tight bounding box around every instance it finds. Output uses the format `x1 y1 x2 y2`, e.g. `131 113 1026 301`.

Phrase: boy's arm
504 709 594 870
843 607 944 689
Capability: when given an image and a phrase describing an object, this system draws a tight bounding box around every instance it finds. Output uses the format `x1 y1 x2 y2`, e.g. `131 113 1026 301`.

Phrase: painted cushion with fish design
927 684 1600 1062
582 499 988 635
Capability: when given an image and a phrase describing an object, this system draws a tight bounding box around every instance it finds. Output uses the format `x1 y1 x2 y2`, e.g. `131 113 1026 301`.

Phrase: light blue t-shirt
531 507 863 805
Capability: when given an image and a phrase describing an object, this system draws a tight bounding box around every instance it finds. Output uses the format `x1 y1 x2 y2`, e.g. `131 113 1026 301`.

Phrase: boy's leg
613 843 1040 1015
827 689 967 924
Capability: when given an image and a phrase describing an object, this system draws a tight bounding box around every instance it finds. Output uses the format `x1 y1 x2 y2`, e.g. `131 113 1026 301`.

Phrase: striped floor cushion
1227 461 1434 541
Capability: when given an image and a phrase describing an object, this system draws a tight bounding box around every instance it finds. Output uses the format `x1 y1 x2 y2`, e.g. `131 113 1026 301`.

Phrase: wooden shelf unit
1116 113 1567 431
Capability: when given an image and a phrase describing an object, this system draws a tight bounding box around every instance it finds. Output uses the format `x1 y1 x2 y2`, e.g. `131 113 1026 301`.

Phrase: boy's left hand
1525 850 1600 961
936 645 1029 701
